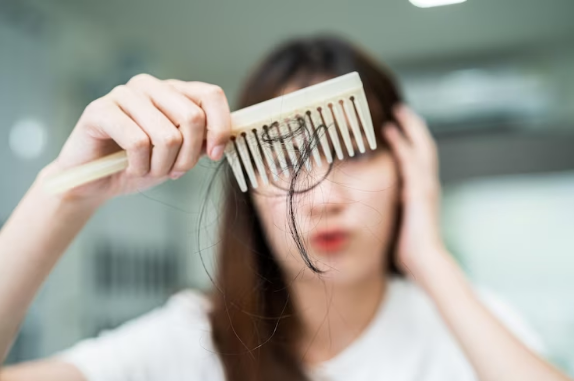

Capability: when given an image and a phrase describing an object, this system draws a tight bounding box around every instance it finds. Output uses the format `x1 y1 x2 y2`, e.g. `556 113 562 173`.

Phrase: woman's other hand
382 104 445 275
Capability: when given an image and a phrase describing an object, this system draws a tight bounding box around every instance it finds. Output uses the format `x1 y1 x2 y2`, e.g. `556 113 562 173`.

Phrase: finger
85 99 151 177
169 101 205 176
128 76 206 176
166 80 231 161
382 122 414 176
394 104 435 158
108 83 182 178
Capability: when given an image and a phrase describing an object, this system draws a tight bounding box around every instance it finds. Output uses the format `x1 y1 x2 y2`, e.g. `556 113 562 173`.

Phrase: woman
0 36 570 381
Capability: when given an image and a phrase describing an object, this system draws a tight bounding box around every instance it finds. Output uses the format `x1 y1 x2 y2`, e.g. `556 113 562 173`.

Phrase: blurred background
1 0 574 375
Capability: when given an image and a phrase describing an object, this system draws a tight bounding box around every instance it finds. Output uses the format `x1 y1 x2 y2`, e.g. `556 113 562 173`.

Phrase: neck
289 272 388 365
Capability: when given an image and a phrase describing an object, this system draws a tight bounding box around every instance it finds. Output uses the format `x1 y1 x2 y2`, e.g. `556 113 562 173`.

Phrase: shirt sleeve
476 287 547 356
53 290 215 381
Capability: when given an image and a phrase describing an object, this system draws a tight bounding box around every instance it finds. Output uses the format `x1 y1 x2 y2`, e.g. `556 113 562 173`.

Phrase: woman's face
251 84 401 285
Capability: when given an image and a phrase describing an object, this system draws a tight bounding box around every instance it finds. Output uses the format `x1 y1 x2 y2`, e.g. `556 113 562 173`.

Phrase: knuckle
206 84 224 98
138 165 151 176
128 165 149 177
110 84 130 98
127 73 154 86
149 170 163 178
160 131 183 147
128 136 150 152
83 99 101 116
150 165 169 178
182 162 196 172
82 98 111 123
175 158 198 173
183 108 205 126
170 164 187 174
86 98 109 113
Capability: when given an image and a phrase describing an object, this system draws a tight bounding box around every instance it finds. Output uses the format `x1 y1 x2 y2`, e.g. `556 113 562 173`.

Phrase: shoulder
55 289 219 381
388 277 545 354
95 289 213 342
102 288 213 345
382 277 545 379
385 277 446 334
161 288 212 325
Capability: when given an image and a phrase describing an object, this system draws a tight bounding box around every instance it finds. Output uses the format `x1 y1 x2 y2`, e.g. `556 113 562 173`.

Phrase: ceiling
29 0 574 79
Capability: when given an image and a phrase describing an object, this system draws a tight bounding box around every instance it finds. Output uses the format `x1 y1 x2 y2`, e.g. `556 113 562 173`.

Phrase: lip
310 229 350 254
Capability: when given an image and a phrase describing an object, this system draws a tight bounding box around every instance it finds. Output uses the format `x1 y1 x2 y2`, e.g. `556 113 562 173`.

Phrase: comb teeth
307 110 332 164
320 106 344 161
304 112 324 167
224 72 376 192
342 99 366 153
245 130 269 185
289 118 312 171
257 127 279 181
225 139 248 192
235 134 258 189
270 123 290 177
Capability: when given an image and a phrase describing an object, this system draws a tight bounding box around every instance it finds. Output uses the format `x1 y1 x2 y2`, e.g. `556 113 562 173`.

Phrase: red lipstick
310 230 349 253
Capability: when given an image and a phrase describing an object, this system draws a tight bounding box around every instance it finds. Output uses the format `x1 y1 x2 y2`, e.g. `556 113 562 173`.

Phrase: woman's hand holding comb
0 74 234 361
45 74 232 203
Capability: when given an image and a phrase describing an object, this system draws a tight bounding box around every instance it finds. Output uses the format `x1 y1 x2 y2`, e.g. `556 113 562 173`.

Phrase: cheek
251 192 317 276
252 194 286 230
355 180 400 249
251 194 293 252
365 157 400 238
341 153 401 261
341 152 400 211
362 154 399 211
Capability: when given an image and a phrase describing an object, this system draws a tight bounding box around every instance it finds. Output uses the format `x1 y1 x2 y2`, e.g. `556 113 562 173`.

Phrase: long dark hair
208 35 404 381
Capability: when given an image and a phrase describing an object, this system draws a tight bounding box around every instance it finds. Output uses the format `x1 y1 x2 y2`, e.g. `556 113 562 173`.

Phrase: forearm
412 248 569 381
0 164 101 362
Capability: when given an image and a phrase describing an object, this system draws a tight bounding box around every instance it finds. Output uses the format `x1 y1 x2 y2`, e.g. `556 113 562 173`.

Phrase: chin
302 251 386 286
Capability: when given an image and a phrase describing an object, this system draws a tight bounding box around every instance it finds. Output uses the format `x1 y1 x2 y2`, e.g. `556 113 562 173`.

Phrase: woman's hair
208 35 404 381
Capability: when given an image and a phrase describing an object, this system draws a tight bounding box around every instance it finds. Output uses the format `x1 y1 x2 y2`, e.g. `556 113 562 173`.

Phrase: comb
45 72 375 194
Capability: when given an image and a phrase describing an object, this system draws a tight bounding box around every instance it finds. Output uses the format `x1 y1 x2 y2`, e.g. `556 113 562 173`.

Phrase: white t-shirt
56 277 544 381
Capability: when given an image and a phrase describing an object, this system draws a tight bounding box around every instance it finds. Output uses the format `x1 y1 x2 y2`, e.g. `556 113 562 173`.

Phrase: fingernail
170 171 185 180
210 144 225 161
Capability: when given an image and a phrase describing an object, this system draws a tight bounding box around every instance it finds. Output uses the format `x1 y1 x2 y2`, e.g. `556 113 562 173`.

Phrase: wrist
403 244 452 284
35 162 107 212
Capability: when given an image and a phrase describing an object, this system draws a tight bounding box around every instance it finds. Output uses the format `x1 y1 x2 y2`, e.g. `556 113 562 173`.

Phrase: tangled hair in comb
207 35 404 381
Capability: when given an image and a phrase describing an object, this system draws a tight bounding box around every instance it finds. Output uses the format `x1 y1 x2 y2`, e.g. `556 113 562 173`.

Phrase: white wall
442 171 574 373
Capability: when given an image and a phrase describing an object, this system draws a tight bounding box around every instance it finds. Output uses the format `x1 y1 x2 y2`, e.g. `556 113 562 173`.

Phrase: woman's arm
413 247 565 381
0 164 98 381
0 360 85 381
0 164 101 363
0 74 232 379
382 105 571 381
